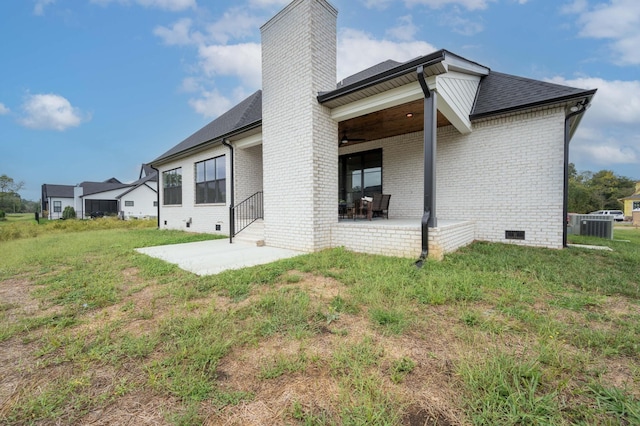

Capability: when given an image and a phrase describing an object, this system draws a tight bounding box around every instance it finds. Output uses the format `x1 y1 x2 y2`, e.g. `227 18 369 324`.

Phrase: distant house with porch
41 165 158 220
149 0 596 260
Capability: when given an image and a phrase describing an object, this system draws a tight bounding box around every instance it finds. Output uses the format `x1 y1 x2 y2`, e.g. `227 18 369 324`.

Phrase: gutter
415 65 436 268
563 98 591 248
221 139 235 243
318 51 446 104
149 165 161 229
151 120 262 168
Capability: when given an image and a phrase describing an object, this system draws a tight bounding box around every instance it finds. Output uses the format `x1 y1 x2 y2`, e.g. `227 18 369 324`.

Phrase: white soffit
233 132 263 149
330 81 424 122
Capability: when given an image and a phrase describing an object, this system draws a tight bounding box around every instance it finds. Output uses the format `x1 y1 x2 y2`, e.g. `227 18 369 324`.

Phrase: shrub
62 206 76 220
0 210 5 221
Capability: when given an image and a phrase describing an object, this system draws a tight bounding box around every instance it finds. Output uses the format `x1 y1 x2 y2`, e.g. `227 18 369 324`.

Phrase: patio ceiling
338 99 450 146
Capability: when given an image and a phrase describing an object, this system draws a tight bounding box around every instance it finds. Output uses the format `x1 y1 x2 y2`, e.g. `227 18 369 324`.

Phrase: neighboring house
41 165 158 220
621 182 640 218
149 0 596 259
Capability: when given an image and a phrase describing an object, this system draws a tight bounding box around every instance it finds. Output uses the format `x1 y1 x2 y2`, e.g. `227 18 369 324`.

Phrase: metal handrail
229 191 263 243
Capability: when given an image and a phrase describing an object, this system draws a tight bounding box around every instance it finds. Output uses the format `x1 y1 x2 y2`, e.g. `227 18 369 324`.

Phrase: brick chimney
261 0 338 251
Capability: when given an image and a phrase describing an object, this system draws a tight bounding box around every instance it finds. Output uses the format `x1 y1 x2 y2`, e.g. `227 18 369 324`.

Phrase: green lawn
1 223 638 425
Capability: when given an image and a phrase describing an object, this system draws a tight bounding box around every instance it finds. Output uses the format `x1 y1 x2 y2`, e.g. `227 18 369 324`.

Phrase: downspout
415 65 438 268
563 100 589 248
222 139 235 243
150 165 161 229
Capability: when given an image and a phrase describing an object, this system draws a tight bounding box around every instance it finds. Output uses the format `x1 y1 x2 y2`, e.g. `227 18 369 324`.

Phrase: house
621 182 640 218
149 0 596 260
41 164 158 220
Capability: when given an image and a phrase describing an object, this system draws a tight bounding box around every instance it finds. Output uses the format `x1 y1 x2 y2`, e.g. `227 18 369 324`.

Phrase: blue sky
1 0 639 202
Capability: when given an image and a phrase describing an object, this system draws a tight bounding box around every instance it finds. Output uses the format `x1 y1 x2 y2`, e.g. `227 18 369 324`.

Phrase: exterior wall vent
505 230 525 240
215 224 221 231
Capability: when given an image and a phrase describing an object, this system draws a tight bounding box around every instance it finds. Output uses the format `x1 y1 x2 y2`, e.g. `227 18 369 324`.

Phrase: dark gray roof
151 51 596 163
42 184 74 199
338 59 402 88
471 72 596 119
79 181 131 196
140 163 157 180
152 90 262 165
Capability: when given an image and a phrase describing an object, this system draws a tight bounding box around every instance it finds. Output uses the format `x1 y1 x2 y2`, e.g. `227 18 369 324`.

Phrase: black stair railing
229 191 263 243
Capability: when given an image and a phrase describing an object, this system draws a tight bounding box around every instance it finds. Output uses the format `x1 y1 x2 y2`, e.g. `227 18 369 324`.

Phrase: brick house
149 0 596 260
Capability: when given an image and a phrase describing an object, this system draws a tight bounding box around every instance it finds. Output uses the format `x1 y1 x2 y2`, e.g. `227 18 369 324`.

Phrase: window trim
195 155 226 205
162 167 182 206
53 200 62 213
124 200 134 207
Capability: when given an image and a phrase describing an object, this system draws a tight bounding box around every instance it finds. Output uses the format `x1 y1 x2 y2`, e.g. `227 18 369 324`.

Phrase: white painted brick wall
235 144 263 203
156 144 230 235
261 0 338 252
339 106 566 249
330 220 475 259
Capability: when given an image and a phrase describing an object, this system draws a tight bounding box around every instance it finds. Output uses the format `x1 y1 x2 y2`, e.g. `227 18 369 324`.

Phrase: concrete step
233 220 265 246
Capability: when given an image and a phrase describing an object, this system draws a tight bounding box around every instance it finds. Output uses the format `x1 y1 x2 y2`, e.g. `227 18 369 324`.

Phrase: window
195 156 226 204
163 168 182 205
124 201 134 207
153 201 158 207
633 201 640 210
53 201 62 213
339 149 382 204
85 199 118 215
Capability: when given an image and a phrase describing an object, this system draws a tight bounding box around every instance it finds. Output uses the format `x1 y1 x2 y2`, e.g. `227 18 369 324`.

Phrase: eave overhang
318 49 489 110
150 120 262 168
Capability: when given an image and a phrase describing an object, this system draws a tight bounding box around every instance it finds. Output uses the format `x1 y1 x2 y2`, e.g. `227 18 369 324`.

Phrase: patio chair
371 194 390 219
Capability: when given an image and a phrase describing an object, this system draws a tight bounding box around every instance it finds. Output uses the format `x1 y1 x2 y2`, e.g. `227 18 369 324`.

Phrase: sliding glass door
338 149 382 205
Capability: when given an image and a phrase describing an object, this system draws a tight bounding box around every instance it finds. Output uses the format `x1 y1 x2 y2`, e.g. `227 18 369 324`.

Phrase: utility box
580 219 613 239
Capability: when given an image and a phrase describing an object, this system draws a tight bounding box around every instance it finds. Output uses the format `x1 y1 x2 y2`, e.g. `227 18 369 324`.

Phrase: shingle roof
471 72 595 118
338 60 402 88
42 184 74 198
152 90 262 164
79 181 131 196
151 52 596 163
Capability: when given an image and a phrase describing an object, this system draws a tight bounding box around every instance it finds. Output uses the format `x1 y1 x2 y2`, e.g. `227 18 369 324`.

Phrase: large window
53 201 61 213
339 149 382 204
163 168 182 205
195 156 226 204
85 199 118 215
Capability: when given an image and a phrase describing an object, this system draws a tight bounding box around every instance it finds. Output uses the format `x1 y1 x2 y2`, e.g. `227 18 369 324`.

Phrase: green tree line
0 174 39 213
568 164 636 214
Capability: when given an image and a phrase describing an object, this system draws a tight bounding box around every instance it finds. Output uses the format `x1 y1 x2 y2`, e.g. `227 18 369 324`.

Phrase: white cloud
154 18 200 46
567 0 640 65
205 8 264 44
549 76 640 168
386 15 419 41
549 76 640 126
34 0 55 16
0 103 9 115
445 14 484 35
19 94 88 131
337 28 437 81
90 0 196 11
188 89 234 118
404 0 495 10
197 42 262 88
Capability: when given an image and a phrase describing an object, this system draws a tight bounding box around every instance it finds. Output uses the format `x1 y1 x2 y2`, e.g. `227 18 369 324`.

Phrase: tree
567 164 636 213
0 175 25 213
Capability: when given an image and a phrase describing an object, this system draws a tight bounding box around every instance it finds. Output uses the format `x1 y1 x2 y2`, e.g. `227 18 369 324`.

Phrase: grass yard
0 221 639 425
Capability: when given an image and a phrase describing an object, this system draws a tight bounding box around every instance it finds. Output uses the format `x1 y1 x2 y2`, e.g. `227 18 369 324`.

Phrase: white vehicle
589 210 625 222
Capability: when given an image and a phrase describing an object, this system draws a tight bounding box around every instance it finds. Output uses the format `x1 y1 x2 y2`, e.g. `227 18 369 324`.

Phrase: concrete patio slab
136 239 305 276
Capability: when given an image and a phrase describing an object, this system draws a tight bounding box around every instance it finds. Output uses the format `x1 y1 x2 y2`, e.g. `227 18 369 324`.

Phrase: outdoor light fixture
406 112 414 118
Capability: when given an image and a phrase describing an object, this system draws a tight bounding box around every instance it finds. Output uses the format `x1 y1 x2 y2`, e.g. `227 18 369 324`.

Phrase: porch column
417 66 437 261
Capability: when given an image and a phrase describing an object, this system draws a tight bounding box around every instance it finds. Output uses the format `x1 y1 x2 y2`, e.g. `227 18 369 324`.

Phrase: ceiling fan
339 131 365 145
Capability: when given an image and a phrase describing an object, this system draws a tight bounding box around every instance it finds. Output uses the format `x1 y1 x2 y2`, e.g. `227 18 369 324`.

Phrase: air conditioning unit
580 219 613 239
